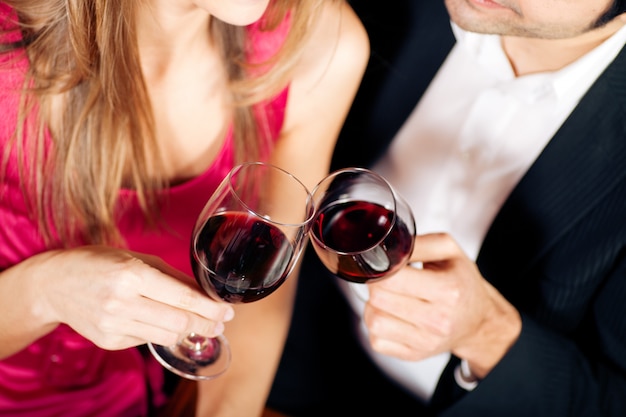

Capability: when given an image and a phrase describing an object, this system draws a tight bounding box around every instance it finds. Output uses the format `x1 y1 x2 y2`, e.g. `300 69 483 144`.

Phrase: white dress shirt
338 22 626 401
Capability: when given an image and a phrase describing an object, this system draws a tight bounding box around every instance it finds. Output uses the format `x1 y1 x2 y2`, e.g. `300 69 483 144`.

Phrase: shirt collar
451 21 626 104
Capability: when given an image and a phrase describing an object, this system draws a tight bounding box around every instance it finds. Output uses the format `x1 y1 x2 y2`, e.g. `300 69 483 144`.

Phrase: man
267 1 626 416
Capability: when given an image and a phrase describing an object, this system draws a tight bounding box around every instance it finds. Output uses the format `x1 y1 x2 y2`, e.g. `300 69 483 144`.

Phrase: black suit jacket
269 2 626 416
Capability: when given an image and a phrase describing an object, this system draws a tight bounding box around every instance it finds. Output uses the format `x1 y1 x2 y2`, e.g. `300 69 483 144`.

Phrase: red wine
192 212 294 303
311 200 413 283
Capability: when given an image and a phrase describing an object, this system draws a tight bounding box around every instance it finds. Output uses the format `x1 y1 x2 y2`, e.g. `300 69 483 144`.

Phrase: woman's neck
136 1 213 82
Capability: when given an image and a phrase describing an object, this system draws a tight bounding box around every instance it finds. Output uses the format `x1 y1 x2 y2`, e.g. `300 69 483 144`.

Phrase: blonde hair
0 0 328 246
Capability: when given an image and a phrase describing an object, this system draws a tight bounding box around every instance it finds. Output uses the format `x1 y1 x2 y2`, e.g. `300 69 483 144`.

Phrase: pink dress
0 4 290 416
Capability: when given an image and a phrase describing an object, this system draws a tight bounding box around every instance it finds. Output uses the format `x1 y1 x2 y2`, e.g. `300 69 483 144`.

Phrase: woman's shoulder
246 2 369 75
283 1 369 126
287 1 368 100
302 2 369 76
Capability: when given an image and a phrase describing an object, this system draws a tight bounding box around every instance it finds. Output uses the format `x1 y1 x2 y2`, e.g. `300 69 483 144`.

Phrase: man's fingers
409 232 463 264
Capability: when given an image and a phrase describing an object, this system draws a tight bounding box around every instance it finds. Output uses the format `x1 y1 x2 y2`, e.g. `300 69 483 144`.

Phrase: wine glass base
148 335 231 381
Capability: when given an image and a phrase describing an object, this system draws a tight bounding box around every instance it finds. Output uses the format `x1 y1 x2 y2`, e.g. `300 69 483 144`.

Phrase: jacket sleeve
436 254 626 417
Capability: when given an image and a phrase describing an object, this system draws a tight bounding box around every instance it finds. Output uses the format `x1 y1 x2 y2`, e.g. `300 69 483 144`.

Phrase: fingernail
214 321 225 335
223 308 235 321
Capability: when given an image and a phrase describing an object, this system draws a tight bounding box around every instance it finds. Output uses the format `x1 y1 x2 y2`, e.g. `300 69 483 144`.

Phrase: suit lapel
478 45 626 290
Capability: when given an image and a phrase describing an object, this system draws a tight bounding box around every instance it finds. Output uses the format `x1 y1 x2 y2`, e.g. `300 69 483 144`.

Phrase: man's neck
502 19 626 76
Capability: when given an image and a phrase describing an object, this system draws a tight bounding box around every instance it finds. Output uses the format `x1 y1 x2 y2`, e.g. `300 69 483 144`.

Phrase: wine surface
311 200 413 283
192 211 294 303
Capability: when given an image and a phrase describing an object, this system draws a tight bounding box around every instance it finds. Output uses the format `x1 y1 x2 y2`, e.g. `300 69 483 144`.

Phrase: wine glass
148 162 315 380
310 167 416 293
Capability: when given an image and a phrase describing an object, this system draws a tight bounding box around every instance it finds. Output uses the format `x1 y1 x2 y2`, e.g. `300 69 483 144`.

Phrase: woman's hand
364 232 521 378
30 246 234 351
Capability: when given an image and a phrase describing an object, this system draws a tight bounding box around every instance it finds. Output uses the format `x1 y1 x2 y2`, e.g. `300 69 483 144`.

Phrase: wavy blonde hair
0 0 328 246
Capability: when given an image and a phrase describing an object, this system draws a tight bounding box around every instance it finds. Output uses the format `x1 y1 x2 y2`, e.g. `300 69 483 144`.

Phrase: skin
364 0 625 380
0 0 369 416
445 0 626 74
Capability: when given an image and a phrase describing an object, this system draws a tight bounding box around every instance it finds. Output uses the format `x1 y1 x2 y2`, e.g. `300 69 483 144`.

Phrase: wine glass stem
178 333 221 365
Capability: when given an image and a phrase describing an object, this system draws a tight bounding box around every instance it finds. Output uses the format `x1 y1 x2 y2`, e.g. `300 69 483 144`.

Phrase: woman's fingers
40 246 235 351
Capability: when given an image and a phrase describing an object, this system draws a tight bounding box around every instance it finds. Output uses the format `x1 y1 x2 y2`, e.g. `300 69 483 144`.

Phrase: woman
0 0 369 415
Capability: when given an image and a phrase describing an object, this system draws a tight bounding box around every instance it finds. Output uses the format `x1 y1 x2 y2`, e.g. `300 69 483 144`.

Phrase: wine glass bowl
192 211 296 303
310 167 415 284
149 162 314 380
